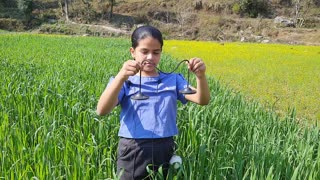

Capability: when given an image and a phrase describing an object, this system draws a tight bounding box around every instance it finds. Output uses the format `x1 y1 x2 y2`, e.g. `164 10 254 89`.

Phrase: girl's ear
130 47 135 58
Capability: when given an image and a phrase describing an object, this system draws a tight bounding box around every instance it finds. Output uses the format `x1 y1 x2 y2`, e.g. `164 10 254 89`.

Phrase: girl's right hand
118 60 140 80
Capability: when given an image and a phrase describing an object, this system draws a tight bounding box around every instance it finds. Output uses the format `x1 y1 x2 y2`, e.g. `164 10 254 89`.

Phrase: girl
96 25 210 179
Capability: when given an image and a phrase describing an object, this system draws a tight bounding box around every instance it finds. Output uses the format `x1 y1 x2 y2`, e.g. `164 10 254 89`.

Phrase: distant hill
1 0 319 45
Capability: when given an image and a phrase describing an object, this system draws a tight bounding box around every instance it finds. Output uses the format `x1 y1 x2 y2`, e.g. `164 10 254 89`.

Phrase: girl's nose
146 53 153 60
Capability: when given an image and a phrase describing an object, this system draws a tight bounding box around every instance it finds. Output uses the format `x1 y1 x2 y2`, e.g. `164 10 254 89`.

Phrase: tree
17 0 33 21
293 0 314 27
279 0 293 6
65 0 69 21
64 0 69 21
100 0 116 20
108 0 115 20
58 0 70 21
0 0 17 8
239 0 271 18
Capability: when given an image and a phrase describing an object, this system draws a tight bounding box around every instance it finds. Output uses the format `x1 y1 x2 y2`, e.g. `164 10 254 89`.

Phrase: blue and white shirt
107 72 188 139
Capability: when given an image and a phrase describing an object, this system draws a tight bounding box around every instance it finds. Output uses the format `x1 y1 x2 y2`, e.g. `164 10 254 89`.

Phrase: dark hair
131 25 163 49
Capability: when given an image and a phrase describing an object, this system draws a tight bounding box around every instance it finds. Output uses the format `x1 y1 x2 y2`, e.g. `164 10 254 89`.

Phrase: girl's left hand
188 57 206 78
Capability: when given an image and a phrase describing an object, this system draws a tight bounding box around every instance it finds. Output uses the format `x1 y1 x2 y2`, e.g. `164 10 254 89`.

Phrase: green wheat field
1 34 320 179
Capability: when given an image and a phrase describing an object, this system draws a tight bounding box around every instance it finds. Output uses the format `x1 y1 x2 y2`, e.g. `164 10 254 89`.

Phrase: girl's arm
96 60 140 116
185 58 210 105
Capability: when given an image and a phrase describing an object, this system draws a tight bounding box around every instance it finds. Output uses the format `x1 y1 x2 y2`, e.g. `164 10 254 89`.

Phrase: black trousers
117 137 175 180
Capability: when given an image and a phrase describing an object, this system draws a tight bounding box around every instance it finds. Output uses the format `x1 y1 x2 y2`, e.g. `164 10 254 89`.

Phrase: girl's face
130 36 162 76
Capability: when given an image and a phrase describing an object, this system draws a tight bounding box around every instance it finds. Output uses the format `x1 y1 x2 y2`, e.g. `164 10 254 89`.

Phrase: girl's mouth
141 60 155 66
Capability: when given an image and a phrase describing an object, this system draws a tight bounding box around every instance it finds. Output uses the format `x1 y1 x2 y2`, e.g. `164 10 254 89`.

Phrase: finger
187 58 195 70
191 65 201 73
188 58 200 71
192 65 204 74
129 63 140 71
127 61 140 71
122 63 138 75
125 65 138 72
191 60 205 73
128 60 139 67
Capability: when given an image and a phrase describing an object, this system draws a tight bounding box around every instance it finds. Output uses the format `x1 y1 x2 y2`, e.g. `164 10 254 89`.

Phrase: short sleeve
176 73 188 104
106 76 125 105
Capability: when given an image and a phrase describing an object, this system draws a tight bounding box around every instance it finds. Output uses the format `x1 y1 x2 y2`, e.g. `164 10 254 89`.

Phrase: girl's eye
140 50 161 55
141 51 148 54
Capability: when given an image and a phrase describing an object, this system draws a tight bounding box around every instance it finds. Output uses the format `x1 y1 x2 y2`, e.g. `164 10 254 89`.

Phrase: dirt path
69 21 130 35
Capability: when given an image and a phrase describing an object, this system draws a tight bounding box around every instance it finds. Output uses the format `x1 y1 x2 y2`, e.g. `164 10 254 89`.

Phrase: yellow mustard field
164 40 320 121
